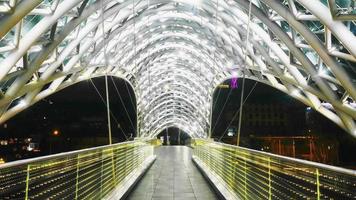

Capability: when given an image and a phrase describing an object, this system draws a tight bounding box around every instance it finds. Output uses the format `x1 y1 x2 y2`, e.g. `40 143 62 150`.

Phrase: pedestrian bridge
0 0 355 137
0 0 356 199
1 139 355 200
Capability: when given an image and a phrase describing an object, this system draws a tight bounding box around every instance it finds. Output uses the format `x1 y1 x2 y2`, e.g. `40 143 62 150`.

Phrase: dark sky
211 79 304 135
211 79 350 137
1 77 137 142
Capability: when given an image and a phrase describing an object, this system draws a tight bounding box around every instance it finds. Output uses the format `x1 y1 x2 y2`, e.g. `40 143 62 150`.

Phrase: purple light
231 77 238 89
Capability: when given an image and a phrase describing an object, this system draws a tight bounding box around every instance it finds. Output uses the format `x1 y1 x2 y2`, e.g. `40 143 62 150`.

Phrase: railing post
244 157 247 200
208 143 211 170
75 154 80 200
25 164 31 200
232 148 238 191
124 144 128 179
268 157 271 200
316 168 320 200
111 147 117 189
100 150 104 199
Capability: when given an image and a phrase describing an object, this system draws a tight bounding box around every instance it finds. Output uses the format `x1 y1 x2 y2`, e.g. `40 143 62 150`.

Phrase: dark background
0 77 136 160
0 77 354 168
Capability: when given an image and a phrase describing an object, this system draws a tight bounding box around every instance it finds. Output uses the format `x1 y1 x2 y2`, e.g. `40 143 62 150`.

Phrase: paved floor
126 146 218 200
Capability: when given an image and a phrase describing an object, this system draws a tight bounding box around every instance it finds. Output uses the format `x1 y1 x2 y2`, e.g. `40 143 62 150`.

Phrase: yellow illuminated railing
192 139 356 200
0 139 154 199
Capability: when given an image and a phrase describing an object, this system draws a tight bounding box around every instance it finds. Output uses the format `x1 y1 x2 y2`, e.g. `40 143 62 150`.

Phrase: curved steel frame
0 0 355 138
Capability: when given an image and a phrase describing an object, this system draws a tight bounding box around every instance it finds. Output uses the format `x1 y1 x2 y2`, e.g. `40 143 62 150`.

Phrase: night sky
0 77 136 152
211 79 305 136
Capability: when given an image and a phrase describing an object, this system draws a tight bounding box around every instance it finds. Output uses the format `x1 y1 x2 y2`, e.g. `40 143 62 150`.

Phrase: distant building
222 103 306 136
249 135 339 165
241 103 288 129
215 102 348 166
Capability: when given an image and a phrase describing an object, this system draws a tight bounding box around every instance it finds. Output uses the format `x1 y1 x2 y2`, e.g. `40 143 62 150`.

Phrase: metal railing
0 139 155 200
192 139 356 200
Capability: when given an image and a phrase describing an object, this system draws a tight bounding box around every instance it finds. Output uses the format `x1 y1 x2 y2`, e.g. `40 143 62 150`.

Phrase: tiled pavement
126 146 219 200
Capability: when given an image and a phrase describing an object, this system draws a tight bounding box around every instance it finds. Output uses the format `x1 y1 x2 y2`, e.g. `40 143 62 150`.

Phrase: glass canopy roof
0 0 355 138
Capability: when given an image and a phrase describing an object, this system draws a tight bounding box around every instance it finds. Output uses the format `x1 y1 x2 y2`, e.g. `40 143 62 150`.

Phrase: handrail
0 140 136 169
0 139 155 200
214 140 356 176
192 138 356 200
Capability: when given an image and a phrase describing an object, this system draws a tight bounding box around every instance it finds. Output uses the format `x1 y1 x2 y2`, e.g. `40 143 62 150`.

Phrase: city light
230 77 238 89
53 130 60 136
0 140 7 145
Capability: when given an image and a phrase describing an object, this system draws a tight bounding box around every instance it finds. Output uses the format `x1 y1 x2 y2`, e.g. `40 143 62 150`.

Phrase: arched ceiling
0 0 355 138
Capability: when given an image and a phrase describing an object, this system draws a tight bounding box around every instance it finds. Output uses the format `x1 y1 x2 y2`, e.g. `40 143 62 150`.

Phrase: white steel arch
0 0 355 138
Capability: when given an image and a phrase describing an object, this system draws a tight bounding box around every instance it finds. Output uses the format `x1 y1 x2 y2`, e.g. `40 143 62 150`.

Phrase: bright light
193 0 202 7
350 102 356 108
216 26 224 33
53 130 60 136
18 100 27 107
321 102 333 109
0 140 8 145
141 99 148 105
227 0 235 5
291 89 299 96
205 102 210 109
29 45 42 52
231 71 238 77
191 125 198 132
318 67 329 76
27 145 34 152
164 84 170 91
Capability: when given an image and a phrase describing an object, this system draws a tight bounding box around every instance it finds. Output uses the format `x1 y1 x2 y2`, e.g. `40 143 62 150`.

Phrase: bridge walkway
126 146 218 200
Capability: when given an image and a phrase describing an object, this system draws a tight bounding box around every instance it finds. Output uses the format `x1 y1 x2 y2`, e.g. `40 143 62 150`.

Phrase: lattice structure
0 0 355 138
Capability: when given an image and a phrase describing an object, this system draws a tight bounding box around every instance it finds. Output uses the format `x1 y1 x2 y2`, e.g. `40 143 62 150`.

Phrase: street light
53 130 60 136
50 129 60 154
